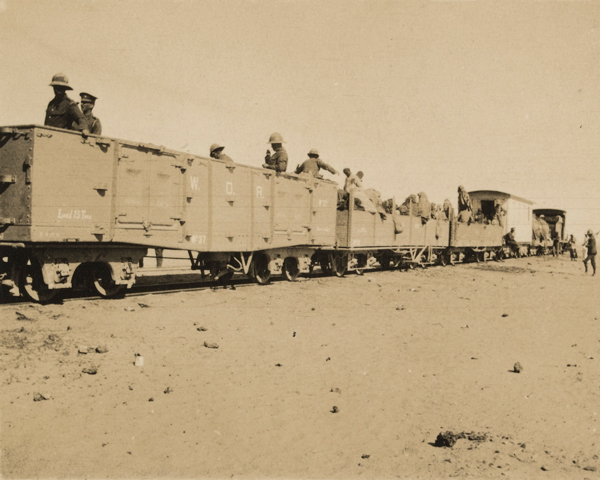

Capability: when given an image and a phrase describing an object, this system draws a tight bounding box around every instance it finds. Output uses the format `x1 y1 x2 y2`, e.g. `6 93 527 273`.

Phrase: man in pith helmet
79 92 102 135
44 73 89 136
583 229 597 276
295 148 338 178
263 132 288 173
209 143 233 163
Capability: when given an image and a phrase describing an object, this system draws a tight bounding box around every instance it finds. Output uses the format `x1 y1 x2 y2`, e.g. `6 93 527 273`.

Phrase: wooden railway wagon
0 125 337 301
322 189 540 275
319 192 452 275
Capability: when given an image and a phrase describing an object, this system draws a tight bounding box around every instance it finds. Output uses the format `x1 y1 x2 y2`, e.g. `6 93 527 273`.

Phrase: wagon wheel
250 253 271 285
93 264 126 299
282 257 300 282
18 259 60 304
330 253 347 278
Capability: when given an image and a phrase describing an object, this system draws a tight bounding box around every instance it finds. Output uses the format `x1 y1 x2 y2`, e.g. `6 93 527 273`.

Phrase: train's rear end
0 126 146 302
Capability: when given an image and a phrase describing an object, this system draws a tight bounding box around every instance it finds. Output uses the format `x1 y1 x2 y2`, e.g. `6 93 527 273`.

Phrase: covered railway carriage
468 190 534 257
0 125 337 301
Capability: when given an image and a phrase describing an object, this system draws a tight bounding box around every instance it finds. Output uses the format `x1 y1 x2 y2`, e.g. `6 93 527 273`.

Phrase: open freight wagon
0 125 338 301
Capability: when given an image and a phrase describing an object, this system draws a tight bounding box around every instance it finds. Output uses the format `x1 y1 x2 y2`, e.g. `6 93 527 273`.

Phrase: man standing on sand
569 234 578 261
583 229 597 276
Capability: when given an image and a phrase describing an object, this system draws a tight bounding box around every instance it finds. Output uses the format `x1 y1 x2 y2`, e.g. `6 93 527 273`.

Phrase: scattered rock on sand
82 367 97 375
96 345 108 354
15 311 36 322
78 346 89 354
164 387 172 394
196 327 207 332
513 362 523 373
331 406 339 413
204 342 219 349
330 387 341 394
583 466 597 472
434 431 489 448
33 392 50 402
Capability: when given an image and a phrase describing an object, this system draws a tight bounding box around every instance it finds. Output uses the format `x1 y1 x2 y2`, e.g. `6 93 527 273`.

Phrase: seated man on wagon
503 227 521 258
343 168 362 193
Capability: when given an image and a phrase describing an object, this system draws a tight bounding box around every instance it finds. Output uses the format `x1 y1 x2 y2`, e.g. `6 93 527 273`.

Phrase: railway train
0 125 567 303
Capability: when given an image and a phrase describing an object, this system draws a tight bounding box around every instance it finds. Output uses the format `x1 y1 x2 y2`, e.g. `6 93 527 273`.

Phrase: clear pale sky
1 0 599 240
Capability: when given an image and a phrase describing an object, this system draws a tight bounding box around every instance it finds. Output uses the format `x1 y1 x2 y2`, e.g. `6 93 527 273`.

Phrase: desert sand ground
1 254 599 479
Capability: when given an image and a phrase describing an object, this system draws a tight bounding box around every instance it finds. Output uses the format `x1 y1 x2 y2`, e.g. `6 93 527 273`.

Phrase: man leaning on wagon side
210 144 233 163
78 92 102 135
263 132 288 173
44 73 89 136
295 149 338 178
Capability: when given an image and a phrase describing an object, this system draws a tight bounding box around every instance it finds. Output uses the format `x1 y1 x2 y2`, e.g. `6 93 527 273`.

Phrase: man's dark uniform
264 146 288 173
45 96 88 131
296 157 337 176
503 230 521 258
84 111 102 135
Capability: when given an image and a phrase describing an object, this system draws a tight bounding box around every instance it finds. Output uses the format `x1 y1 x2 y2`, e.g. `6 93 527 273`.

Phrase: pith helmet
308 148 319 156
49 73 73 90
268 132 285 144
210 143 225 154
588 229 594 235
80 92 97 103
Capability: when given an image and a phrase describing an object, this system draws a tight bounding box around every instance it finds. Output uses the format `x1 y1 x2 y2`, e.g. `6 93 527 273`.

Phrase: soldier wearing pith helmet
263 132 288 173
209 143 233 163
79 92 102 135
295 148 338 177
44 73 89 136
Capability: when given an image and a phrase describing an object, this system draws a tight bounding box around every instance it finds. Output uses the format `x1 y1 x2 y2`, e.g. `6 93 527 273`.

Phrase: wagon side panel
29 129 114 242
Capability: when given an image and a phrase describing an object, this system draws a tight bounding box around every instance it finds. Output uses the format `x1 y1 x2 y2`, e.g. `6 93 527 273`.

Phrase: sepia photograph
1 0 600 478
